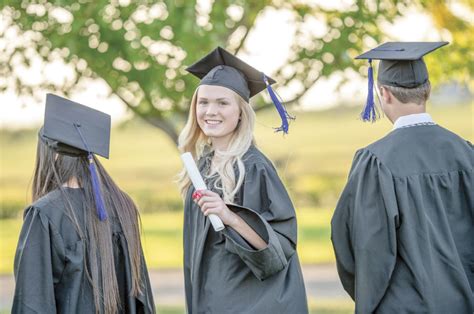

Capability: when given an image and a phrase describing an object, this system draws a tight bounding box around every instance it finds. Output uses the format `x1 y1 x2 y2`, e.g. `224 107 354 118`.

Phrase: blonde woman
178 47 308 313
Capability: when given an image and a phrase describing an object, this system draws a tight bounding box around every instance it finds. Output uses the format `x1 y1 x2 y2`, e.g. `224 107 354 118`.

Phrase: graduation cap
39 93 111 221
356 42 448 122
186 46 294 134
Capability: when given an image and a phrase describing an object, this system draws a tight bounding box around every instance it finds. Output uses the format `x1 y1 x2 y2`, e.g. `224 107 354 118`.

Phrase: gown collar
393 113 435 130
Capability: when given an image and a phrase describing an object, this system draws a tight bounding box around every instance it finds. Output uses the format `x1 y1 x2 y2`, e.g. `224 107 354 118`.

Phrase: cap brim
355 41 448 60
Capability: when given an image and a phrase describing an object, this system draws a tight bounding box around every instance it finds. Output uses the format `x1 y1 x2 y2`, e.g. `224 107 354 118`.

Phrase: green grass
1 105 472 216
155 301 355 314
1 104 472 274
0 301 355 314
0 207 333 274
309 300 354 314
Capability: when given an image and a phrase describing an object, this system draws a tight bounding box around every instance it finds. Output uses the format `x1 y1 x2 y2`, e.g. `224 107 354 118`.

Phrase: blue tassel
263 74 295 134
88 154 108 221
73 123 107 221
360 59 378 122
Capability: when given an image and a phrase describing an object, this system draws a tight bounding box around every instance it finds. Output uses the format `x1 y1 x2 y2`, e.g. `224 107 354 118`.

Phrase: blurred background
0 0 472 313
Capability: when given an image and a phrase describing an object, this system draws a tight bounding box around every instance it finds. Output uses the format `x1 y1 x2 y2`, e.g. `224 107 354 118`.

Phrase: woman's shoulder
243 145 276 172
29 188 84 224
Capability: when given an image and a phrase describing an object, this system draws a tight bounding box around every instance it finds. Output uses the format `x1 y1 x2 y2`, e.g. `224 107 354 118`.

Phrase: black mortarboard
186 46 294 133
355 42 448 122
39 93 111 221
40 93 111 158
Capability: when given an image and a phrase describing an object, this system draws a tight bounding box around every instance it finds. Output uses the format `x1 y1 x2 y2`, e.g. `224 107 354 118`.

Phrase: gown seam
361 147 473 178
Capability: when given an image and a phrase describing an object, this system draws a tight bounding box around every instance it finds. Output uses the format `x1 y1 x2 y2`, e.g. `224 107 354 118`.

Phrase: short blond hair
380 81 431 105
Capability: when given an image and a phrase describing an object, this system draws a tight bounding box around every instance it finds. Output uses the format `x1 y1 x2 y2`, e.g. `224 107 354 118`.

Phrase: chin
203 131 219 138
206 132 228 139
201 125 229 137
206 130 233 140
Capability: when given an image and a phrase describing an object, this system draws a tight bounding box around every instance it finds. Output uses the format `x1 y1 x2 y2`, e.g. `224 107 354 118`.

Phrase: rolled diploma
181 152 225 231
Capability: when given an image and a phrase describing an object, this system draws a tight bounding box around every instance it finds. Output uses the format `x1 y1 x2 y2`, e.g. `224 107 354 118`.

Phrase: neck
388 102 426 124
63 177 81 188
210 135 232 151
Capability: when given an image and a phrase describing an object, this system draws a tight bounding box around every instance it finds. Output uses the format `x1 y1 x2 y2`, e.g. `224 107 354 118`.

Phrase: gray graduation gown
12 188 155 314
331 124 474 313
183 145 308 314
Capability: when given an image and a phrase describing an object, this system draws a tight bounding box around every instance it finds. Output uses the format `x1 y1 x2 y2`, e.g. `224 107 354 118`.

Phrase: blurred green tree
1 0 472 144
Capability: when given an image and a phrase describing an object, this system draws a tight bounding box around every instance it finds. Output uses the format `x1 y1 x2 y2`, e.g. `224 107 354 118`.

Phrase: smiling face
196 85 241 149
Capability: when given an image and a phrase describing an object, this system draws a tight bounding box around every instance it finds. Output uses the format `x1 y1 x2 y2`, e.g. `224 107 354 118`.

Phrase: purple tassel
74 123 108 221
360 59 378 122
88 154 108 221
263 74 295 134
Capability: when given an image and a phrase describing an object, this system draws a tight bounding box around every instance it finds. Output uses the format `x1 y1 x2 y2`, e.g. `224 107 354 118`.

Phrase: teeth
206 120 222 125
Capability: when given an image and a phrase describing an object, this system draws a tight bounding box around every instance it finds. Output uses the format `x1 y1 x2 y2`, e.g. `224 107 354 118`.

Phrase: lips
205 120 222 125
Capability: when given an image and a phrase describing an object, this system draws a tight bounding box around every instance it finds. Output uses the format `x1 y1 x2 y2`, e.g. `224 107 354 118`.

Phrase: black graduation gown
331 124 474 313
12 188 155 313
183 145 308 314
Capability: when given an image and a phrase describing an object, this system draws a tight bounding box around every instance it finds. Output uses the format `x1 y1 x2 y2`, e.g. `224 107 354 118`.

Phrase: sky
0 1 466 129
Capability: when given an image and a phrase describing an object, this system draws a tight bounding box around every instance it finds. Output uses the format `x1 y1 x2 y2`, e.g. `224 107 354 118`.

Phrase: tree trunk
142 115 180 146
114 93 180 146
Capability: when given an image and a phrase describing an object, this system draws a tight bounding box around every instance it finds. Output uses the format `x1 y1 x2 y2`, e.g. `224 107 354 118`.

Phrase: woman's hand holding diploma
193 190 239 227
193 190 267 250
181 152 225 231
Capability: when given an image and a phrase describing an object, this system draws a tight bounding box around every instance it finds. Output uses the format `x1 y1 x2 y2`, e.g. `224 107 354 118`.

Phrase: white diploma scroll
181 152 225 231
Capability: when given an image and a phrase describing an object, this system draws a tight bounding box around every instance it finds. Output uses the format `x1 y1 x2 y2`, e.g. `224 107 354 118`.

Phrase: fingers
192 190 225 218
199 190 218 197
200 201 220 212
202 209 214 216
197 196 217 207
196 193 222 206
202 206 221 216
192 191 203 200
192 190 215 202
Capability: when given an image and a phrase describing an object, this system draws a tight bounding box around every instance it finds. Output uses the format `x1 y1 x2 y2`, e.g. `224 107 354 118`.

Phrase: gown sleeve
12 206 65 314
331 149 400 313
223 160 298 281
183 193 193 312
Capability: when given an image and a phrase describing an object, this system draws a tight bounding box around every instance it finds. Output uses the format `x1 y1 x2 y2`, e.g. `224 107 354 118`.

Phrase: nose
205 102 219 116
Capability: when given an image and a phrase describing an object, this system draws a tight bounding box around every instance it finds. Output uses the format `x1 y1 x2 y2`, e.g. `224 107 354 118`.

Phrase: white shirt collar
393 113 435 130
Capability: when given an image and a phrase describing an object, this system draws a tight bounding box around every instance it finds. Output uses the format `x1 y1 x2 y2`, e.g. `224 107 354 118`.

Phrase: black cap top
356 42 448 88
40 94 111 158
185 46 276 102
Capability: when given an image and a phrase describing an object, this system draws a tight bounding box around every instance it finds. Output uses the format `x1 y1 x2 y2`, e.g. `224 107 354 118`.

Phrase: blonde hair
177 86 256 203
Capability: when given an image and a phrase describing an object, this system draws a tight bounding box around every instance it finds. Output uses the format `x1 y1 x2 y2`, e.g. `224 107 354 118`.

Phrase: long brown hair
32 138 143 314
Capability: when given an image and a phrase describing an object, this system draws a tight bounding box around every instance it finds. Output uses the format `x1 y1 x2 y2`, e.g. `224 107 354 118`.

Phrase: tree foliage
1 0 471 143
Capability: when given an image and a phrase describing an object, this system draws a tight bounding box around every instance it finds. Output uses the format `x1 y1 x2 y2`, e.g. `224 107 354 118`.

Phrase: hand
194 190 238 227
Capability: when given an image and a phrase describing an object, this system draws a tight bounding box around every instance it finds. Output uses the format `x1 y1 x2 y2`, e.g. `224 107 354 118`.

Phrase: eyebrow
198 97 231 101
